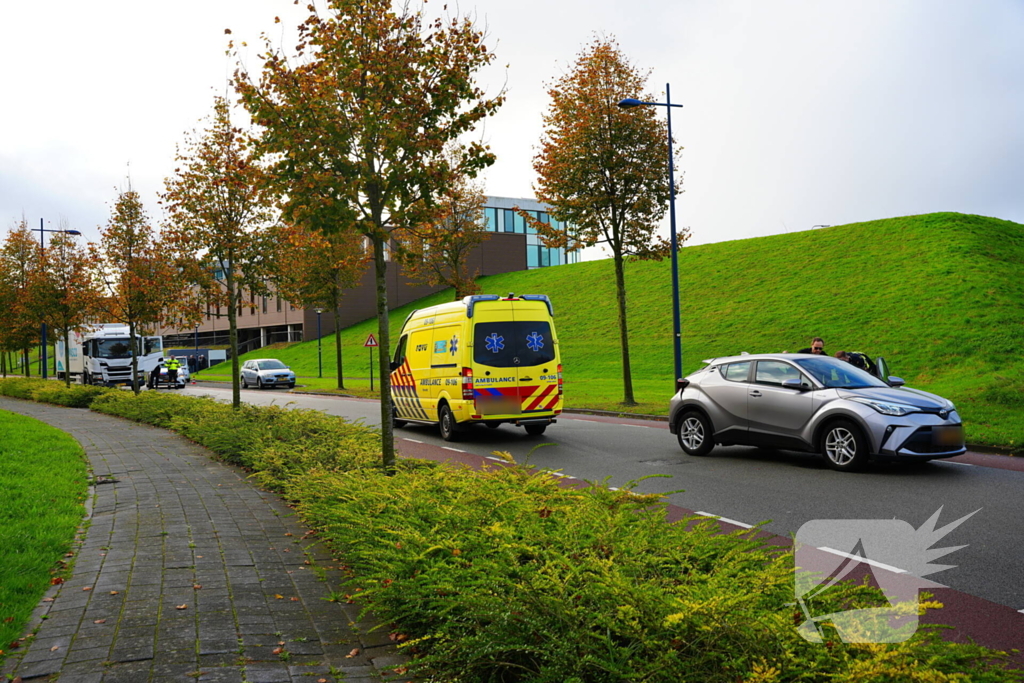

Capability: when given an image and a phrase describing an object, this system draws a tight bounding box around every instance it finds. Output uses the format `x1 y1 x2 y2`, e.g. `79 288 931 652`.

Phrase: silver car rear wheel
677 411 714 456
822 420 867 471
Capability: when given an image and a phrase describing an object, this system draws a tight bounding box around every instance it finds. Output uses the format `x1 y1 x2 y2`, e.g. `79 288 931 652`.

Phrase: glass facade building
482 196 580 269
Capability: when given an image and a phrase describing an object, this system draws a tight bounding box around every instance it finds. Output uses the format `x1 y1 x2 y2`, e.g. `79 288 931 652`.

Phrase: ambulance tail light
557 364 563 396
462 367 475 400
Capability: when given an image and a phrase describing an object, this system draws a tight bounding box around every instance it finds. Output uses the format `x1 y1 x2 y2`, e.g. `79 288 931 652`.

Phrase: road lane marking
944 461 975 467
818 547 907 574
402 438 423 443
695 511 753 529
442 447 467 453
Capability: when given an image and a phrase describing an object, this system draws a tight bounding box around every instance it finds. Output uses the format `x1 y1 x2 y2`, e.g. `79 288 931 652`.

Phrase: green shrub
297 464 1020 682
30 384 113 408
0 377 47 400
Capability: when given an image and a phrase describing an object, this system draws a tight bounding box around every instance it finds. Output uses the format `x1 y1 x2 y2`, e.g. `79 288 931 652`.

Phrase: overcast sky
2 0 1022 253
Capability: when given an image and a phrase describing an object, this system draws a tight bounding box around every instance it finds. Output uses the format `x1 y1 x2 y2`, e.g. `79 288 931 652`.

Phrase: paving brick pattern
0 399 407 682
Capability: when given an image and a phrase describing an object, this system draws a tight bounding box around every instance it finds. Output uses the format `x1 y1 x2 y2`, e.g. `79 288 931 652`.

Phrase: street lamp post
618 85 684 386
315 308 323 379
35 219 82 380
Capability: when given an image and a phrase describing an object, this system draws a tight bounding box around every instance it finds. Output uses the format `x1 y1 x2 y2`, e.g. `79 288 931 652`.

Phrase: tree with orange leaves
92 185 194 394
235 0 503 471
530 38 685 406
401 153 490 301
0 220 41 376
161 96 277 408
271 223 366 390
30 218 104 387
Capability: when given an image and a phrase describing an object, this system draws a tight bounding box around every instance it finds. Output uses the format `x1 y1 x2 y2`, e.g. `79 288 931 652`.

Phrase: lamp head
66 230 82 236
617 98 644 109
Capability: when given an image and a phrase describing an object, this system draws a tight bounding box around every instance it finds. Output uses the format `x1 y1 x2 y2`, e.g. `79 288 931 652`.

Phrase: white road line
402 438 423 443
484 456 506 461
694 511 753 529
818 547 907 574
1019 609 1024 615
944 461 975 467
442 446 467 453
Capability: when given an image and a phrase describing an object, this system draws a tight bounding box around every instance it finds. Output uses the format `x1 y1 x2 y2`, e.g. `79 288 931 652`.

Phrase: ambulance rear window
474 321 555 368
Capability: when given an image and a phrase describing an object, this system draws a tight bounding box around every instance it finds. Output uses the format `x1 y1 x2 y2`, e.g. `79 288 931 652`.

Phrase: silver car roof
700 353 842 364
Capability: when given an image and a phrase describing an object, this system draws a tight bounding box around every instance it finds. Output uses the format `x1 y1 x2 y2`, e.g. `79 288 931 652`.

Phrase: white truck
56 325 165 387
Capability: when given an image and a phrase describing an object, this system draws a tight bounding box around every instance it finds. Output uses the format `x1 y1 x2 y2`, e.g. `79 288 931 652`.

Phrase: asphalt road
179 383 1024 613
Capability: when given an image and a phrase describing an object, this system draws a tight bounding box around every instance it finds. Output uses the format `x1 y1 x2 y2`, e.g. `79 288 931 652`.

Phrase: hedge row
2 378 1019 682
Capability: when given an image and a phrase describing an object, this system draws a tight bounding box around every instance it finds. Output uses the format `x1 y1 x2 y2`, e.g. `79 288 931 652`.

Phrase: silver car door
748 360 816 437
702 361 751 437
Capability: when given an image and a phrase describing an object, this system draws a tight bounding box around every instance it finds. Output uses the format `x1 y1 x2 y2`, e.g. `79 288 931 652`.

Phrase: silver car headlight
849 397 921 416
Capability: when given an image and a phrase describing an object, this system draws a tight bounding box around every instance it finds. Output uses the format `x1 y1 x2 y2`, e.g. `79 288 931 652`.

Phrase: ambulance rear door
510 302 560 416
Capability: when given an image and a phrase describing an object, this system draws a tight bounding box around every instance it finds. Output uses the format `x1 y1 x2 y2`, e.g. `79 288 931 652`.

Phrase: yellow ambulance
389 294 563 441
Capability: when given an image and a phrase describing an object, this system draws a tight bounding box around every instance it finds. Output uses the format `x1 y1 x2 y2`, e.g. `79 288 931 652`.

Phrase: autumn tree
0 220 42 376
92 186 190 394
402 154 490 300
235 0 503 471
161 96 276 409
530 38 685 406
272 223 366 389
31 219 103 387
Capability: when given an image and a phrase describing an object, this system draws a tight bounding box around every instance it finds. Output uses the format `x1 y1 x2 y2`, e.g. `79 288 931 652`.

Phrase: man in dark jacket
797 337 826 355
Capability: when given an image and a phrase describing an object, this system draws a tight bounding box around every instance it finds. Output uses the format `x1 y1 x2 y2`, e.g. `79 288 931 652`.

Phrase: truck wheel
438 404 460 442
524 424 547 436
83 371 91 386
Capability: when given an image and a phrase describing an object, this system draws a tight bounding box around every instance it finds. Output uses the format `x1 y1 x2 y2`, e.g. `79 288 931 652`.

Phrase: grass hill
206 212 1024 450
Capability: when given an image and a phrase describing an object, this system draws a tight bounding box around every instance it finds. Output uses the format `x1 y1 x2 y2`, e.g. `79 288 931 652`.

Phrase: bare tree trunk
612 252 636 406
333 302 345 390
373 236 395 474
226 271 240 409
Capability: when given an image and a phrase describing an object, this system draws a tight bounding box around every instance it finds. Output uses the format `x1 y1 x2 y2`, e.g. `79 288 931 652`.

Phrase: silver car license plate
932 425 963 447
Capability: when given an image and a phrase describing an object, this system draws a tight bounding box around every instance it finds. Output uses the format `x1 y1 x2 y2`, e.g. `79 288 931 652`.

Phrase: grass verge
0 410 89 660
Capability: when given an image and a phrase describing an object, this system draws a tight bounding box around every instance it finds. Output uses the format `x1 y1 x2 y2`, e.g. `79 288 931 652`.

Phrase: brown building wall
160 232 527 347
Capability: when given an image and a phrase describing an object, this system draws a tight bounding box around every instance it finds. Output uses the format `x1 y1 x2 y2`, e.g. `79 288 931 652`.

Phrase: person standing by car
165 357 181 387
797 337 826 354
188 355 197 373
835 350 878 376
149 360 164 389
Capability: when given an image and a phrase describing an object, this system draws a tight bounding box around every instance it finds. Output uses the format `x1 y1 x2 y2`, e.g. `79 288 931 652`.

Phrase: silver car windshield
258 360 288 370
794 357 887 389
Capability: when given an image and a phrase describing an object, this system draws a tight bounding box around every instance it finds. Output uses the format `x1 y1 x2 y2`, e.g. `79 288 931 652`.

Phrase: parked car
241 359 296 389
668 353 965 471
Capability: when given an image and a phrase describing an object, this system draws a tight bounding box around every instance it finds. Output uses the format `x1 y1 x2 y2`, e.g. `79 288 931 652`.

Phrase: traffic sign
364 333 379 348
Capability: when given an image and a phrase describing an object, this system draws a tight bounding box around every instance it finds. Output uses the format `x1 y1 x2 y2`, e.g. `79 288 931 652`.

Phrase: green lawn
0 411 89 659
205 212 1024 451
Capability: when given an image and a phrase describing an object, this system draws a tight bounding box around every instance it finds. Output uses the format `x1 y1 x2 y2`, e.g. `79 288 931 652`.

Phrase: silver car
240 359 296 390
668 353 965 471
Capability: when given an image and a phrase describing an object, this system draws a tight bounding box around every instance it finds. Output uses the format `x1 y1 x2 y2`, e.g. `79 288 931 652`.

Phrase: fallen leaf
272 646 284 655
290 597 299 602
318 679 327 683
346 647 360 658
93 619 106 624
109 591 119 595
82 587 92 591
50 577 64 585
275 594 284 599
50 645 60 652
175 604 188 610
284 533 293 537
42 598 54 603
193 584 202 590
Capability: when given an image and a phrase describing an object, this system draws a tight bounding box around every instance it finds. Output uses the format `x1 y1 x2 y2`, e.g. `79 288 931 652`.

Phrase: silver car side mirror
887 376 905 387
781 379 811 391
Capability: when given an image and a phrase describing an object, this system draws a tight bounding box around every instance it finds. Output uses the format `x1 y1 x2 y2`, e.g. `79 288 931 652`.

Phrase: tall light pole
315 308 323 379
618 84 684 385
36 219 82 380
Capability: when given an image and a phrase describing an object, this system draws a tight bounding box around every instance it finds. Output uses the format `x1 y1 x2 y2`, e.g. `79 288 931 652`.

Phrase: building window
503 209 515 233
484 207 498 232
527 245 539 269
276 296 282 312
262 296 267 314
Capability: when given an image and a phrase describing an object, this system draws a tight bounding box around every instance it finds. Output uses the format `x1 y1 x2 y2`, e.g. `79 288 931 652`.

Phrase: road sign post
364 334 379 392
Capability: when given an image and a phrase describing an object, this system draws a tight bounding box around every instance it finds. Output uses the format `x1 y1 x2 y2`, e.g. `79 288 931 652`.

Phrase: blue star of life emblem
450 335 458 356
525 331 544 352
485 333 504 353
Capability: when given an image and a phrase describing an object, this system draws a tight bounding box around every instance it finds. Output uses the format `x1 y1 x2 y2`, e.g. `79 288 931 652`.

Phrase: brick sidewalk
0 399 406 683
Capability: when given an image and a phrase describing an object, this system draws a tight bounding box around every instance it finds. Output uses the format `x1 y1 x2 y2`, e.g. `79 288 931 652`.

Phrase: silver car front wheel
822 420 867 471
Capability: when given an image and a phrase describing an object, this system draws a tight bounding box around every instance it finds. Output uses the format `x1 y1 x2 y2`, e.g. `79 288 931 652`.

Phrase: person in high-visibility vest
164 357 182 387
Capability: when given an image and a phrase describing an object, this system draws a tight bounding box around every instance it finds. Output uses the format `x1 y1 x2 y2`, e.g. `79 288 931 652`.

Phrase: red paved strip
397 437 1024 670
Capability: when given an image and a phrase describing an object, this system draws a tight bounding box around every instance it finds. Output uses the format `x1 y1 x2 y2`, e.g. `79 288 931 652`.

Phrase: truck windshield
145 338 162 355
94 339 133 359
